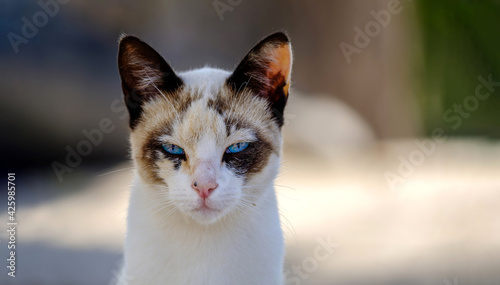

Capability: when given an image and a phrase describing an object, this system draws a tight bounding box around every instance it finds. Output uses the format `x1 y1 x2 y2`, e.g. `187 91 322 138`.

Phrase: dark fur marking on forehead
207 96 230 117
208 94 254 138
142 88 200 132
224 116 252 134
166 87 199 123
225 121 232 137
208 90 270 132
175 88 194 113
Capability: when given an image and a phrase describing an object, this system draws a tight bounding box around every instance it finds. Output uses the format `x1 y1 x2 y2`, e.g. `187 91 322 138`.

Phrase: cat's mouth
194 203 220 213
186 196 238 224
189 202 224 224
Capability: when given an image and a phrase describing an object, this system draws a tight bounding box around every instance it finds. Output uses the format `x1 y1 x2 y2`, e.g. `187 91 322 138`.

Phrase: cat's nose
192 180 218 199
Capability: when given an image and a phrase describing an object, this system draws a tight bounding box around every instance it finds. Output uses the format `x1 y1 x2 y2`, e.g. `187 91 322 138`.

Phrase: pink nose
192 180 218 199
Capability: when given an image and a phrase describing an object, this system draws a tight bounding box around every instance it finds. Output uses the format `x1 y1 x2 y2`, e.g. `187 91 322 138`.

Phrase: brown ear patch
265 44 292 96
227 32 293 127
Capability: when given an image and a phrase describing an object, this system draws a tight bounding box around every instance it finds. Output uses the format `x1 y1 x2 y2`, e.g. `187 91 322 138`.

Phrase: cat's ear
227 32 292 127
118 35 183 129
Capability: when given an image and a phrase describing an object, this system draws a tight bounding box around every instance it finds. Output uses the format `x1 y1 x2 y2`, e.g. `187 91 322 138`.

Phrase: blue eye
226 142 250 154
162 144 185 155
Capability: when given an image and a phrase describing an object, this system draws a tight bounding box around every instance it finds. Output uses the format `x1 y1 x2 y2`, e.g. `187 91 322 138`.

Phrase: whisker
97 167 135 177
279 210 297 242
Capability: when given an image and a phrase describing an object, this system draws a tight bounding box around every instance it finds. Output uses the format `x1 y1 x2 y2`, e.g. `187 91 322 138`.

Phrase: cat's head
118 32 292 224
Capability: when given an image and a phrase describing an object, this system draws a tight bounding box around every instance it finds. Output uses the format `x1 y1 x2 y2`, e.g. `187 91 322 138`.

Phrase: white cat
115 32 292 285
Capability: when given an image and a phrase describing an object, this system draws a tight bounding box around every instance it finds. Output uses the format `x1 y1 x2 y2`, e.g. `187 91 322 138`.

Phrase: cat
115 32 292 285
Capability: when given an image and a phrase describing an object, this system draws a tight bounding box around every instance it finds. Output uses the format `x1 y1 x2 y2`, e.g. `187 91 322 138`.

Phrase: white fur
115 68 285 285
180 67 231 99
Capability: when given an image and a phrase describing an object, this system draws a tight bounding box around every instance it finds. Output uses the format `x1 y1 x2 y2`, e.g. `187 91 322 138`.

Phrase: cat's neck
121 175 284 285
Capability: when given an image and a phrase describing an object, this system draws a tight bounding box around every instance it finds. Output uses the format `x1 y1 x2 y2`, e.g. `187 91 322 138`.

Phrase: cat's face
118 33 292 224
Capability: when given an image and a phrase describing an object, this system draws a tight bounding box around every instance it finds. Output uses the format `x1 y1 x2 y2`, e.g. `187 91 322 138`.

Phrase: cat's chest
125 227 274 284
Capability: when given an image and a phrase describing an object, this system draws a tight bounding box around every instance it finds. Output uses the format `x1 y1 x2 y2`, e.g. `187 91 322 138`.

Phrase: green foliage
415 0 500 137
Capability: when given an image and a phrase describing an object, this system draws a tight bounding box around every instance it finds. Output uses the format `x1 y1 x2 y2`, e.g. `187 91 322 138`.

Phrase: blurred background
1 0 499 284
